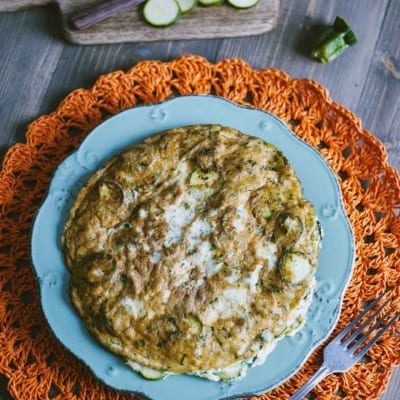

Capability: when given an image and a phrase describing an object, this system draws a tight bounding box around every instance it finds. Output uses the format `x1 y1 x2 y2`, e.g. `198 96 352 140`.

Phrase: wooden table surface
0 0 399 399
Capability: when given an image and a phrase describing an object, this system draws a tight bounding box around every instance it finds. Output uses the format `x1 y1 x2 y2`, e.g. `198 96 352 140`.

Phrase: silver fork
290 292 400 400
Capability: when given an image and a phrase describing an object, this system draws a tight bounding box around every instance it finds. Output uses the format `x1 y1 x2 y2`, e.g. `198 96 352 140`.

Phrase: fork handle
290 365 332 400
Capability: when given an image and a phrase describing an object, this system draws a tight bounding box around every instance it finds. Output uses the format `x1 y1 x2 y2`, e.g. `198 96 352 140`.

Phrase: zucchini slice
216 362 245 380
143 0 181 27
199 0 224 6
279 252 312 285
176 0 198 13
274 213 303 245
227 0 259 8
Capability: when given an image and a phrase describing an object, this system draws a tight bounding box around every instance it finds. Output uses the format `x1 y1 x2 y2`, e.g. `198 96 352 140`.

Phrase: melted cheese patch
150 252 161 264
246 264 263 293
164 189 213 247
122 297 145 318
233 205 248 232
202 288 249 325
256 242 277 269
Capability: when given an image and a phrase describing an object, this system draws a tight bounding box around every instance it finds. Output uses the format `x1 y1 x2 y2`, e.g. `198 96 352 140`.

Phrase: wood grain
0 0 280 44
0 0 399 399
0 8 63 160
356 0 400 170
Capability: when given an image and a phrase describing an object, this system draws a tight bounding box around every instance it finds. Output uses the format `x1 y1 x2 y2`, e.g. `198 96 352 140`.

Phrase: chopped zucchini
198 0 224 5
143 0 181 27
262 206 272 220
186 315 202 336
139 366 166 380
274 213 303 245
216 362 245 380
127 361 166 380
189 170 219 186
227 0 259 8
176 0 198 13
279 252 312 285
311 16 357 63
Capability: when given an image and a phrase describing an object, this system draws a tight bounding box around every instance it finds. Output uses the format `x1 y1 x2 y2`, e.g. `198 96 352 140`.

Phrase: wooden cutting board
0 0 279 44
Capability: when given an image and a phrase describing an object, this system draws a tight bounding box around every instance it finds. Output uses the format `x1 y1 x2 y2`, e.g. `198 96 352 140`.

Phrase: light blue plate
31 95 355 400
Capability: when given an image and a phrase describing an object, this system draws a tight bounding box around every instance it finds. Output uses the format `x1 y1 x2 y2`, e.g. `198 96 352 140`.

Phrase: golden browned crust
62 125 320 373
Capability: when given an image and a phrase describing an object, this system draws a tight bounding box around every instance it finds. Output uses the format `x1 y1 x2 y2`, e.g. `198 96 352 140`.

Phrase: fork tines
335 291 399 361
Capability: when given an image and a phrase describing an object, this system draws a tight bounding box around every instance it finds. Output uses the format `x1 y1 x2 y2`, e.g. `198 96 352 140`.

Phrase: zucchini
186 315 202 336
274 213 303 245
311 16 357 63
189 170 219 186
127 361 166 380
199 0 224 6
279 252 312 285
227 0 259 8
262 206 272 220
143 0 181 27
176 0 198 13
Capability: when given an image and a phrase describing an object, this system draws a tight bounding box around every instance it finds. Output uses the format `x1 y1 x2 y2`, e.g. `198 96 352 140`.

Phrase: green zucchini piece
227 0 259 8
279 252 312 285
216 362 244 380
311 16 357 63
189 170 219 186
176 0 198 13
143 0 181 27
187 315 202 336
138 366 166 380
127 361 166 380
198 0 224 6
262 206 272 220
274 213 303 245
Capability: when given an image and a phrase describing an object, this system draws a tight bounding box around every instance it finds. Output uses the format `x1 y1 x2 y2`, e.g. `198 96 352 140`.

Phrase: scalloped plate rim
30 94 355 400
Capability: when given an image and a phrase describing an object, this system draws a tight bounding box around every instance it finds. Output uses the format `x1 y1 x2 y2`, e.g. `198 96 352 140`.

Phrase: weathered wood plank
216 0 390 113
355 0 400 170
37 38 223 115
362 2 400 396
0 7 63 158
382 368 400 400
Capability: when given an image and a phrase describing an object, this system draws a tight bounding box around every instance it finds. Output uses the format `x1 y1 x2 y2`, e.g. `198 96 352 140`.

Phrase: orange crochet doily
0 55 399 400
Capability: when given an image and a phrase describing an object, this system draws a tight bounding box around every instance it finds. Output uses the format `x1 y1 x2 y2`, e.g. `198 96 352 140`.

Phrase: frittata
62 125 321 381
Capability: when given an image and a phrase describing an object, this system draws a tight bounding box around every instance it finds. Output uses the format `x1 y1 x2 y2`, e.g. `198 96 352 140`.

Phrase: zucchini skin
198 0 225 6
143 0 181 28
279 251 312 285
227 0 259 9
176 0 198 13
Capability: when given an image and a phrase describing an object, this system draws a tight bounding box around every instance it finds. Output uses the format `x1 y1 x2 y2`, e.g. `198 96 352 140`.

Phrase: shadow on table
294 18 328 57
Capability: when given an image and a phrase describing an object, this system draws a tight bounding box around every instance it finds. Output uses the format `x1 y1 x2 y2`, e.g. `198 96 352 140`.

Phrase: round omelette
62 125 322 381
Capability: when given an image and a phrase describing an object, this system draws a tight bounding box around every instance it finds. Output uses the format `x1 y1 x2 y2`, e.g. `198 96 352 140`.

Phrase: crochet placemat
0 55 399 400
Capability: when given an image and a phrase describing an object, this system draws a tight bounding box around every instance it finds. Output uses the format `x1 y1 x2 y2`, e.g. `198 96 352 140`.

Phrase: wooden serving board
0 0 279 44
